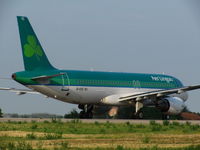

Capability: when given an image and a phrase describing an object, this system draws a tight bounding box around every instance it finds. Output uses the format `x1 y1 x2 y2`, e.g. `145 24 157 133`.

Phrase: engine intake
156 97 185 115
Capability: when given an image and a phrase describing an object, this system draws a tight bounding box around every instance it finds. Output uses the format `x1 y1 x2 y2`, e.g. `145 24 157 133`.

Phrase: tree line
0 108 3 118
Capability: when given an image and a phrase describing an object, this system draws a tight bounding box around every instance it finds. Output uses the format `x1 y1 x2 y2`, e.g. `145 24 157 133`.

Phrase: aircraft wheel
78 104 84 110
135 111 144 119
78 104 94 119
162 114 169 120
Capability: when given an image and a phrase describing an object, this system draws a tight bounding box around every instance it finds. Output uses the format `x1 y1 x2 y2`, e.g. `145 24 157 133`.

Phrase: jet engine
156 97 186 115
101 94 125 105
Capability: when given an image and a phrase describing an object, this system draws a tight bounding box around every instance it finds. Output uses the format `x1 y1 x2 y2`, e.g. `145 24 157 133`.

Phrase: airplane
1 16 200 119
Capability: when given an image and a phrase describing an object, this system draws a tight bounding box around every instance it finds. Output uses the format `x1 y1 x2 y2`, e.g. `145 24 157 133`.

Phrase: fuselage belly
29 85 188 105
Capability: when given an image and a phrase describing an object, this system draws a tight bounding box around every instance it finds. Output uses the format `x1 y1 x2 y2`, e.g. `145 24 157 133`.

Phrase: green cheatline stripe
24 78 178 89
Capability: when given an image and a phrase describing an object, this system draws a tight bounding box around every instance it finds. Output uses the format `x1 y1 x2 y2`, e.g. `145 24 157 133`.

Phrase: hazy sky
0 0 200 115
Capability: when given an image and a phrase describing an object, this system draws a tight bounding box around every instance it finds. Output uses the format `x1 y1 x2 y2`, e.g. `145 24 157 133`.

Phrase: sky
0 0 200 115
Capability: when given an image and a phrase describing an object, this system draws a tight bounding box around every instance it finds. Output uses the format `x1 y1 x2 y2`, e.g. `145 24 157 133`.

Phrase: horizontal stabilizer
31 73 64 81
31 73 65 84
0 87 39 95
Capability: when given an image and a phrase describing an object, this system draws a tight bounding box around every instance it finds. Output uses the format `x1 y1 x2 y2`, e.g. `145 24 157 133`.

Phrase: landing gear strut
78 104 93 119
134 101 144 119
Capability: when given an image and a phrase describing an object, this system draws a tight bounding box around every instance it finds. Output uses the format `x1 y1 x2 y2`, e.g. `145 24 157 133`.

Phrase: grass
1 120 200 134
0 120 200 149
141 135 150 143
0 142 200 150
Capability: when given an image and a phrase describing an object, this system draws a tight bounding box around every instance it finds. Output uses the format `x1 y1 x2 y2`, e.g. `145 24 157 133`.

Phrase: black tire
162 114 169 120
135 111 144 119
78 104 84 110
79 104 93 119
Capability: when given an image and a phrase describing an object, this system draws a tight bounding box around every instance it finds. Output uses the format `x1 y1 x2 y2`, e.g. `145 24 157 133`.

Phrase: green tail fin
17 16 55 71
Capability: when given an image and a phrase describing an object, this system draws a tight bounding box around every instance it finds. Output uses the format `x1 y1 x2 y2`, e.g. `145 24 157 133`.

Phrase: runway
1 118 200 124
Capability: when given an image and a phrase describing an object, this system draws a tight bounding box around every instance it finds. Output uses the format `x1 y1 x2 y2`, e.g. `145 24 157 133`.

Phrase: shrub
70 119 81 124
44 133 62 140
115 145 131 150
135 124 145 128
186 145 200 150
17 121 22 124
0 142 15 150
36 141 43 149
105 121 111 128
43 120 49 123
172 121 180 126
100 128 106 134
31 124 38 130
189 125 200 131
142 136 150 143
0 108 3 118
60 141 69 149
26 133 37 139
95 121 99 125
16 141 33 150
185 121 191 126
64 109 79 118
0 141 33 150
151 125 162 132
163 120 170 126
116 145 125 150
125 121 130 126
50 118 63 124
31 120 36 123
51 118 58 123
150 120 157 126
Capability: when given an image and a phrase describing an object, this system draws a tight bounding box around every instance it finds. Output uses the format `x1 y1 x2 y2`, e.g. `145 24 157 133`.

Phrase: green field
0 119 200 150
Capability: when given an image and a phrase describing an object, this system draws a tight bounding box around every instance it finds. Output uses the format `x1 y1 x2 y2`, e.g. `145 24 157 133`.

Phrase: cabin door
61 73 70 91
133 80 141 89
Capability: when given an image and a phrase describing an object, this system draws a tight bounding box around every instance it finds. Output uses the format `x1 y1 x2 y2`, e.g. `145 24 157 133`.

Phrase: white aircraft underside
28 85 188 105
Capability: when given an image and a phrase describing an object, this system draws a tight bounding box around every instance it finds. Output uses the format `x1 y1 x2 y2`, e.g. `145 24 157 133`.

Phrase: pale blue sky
0 0 200 115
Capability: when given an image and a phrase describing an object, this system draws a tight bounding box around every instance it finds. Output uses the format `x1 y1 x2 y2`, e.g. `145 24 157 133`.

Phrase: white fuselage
28 85 188 105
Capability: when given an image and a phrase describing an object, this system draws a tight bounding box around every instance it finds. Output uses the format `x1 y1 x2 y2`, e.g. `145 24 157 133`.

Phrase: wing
119 85 200 102
0 87 39 95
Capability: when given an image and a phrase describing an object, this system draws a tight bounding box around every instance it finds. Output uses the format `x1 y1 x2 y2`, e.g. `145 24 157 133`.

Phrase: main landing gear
78 104 94 119
133 101 144 119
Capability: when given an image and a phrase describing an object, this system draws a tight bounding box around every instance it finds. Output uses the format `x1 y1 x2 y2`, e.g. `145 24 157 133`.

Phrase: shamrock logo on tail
24 35 43 60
